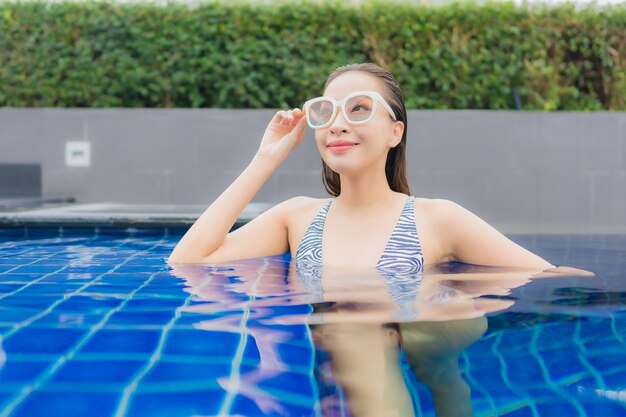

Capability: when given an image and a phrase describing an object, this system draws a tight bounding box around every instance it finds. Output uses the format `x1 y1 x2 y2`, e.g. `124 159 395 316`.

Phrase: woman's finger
273 110 286 124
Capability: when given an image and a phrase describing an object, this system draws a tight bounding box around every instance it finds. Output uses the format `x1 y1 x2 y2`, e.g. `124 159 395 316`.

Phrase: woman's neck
336 168 400 210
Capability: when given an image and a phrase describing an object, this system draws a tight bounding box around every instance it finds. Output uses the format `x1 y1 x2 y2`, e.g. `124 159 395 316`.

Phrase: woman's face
315 71 404 176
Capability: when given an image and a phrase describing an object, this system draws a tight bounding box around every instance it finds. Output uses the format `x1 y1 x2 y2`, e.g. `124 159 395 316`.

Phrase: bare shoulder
415 197 461 227
412 197 460 264
276 196 331 254
416 197 475 226
273 196 330 226
276 195 329 214
415 197 456 214
416 197 491 249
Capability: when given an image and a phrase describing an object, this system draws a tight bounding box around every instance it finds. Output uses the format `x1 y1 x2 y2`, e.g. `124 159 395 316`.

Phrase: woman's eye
351 105 369 112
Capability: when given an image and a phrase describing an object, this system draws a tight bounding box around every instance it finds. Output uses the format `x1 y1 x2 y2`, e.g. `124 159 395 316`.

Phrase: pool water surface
0 228 624 417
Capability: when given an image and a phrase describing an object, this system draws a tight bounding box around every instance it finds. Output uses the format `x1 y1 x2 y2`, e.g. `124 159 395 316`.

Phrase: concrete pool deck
0 199 271 229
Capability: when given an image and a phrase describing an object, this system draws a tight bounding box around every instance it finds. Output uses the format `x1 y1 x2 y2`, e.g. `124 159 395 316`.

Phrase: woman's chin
323 162 359 176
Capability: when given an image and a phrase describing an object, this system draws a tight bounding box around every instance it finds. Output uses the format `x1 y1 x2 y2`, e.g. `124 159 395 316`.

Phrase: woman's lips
327 141 358 153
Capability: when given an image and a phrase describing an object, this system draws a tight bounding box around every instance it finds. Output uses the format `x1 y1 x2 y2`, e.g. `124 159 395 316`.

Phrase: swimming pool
0 228 624 416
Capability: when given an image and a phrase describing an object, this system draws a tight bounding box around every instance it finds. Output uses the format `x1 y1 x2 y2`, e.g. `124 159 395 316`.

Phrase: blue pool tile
107 311 175 326
126 391 224 417
586 352 626 373
258 371 316 397
39 273 97 283
0 361 52 381
534 401 584 416
163 329 241 356
26 260 72 267
0 308 40 324
55 295 124 313
22 282 84 296
81 284 140 296
142 361 232 384
0 259 34 265
534 323 577 351
488 391 535 415
581 401 626 416
97 273 154 284
496 328 537 354
603 371 626 387
540 347 588 382
13 391 120 417
579 317 616 341
0 295 58 310
0 283 29 293
32 312 104 328
63 265 114 273
500 405 536 416
276 343 315 367
9 265 63 274
149 272 186 282
17 283 83 296
123 298 186 311
229 395 265 416
133 286 188 299
4 328 87 354
0 274 45 283
505 356 552 389
241 339 261 364
80 329 161 353
51 359 145 383
114 265 167 273
175 311 220 326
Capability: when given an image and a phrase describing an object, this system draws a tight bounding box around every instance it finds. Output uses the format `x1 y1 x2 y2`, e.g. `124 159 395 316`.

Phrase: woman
168 62 560 271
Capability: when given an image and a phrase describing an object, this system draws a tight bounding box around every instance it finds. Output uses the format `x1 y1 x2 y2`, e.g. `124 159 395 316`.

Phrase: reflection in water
169 259 585 417
309 318 486 417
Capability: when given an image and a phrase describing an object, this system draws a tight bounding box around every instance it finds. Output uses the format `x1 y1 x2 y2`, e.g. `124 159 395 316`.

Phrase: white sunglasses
303 90 397 129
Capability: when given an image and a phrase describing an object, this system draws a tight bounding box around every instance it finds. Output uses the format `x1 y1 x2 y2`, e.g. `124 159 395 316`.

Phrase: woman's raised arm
168 108 307 264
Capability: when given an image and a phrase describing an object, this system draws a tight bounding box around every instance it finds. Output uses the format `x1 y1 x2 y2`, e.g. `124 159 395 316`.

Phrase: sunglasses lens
308 100 334 127
345 95 373 122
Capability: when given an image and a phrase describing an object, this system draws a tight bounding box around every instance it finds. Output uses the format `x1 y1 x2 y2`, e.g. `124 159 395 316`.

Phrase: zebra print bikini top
295 196 424 273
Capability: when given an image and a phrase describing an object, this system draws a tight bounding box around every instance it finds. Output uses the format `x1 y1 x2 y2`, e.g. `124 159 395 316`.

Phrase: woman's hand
255 108 308 168
534 266 595 278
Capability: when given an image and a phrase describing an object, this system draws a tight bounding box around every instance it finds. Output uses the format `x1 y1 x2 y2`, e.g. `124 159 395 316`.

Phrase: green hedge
1 0 625 110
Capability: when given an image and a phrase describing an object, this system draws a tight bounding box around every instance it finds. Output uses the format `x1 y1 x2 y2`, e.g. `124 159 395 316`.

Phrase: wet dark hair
321 63 411 196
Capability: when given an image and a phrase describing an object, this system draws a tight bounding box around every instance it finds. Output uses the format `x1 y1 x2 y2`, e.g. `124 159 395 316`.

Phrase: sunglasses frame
303 90 397 129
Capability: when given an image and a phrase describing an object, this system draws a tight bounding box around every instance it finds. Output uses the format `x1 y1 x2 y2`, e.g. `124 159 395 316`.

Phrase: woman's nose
329 107 350 135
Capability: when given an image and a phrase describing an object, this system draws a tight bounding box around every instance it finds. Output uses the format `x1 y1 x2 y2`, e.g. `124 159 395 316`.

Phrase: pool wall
1 109 625 233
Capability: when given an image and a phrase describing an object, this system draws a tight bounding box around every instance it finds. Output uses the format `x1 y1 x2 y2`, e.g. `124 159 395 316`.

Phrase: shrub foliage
1 0 624 109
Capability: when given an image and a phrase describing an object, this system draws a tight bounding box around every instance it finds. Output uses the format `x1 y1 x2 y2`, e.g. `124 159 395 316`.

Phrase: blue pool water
0 228 624 417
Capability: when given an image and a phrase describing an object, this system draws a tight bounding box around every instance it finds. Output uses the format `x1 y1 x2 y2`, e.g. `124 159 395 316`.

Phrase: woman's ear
389 121 404 148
